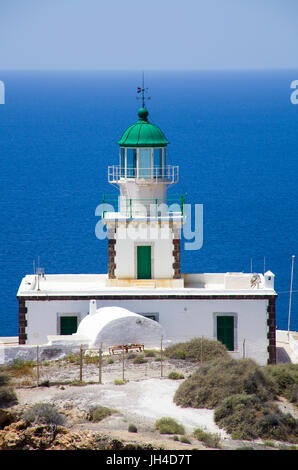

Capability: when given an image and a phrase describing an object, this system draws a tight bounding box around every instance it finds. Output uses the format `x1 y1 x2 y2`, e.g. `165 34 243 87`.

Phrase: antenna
37 256 40 291
288 254 295 341
136 71 151 108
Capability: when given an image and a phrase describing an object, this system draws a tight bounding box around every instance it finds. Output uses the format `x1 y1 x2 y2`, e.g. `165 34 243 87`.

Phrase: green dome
117 108 169 147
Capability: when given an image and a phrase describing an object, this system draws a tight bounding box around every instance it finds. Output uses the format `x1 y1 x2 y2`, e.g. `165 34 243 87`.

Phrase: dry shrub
174 358 276 409
214 393 298 442
168 371 184 380
0 387 17 408
88 406 116 422
193 428 221 448
128 424 138 433
155 417 185 435
23 403 65 426
6 359 35 378
164 338 229 363
264 363 298 406
133 355 148 364
0 373 17 407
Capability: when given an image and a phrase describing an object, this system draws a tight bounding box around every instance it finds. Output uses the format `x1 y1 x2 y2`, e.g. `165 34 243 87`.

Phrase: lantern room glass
139 148 152 179
127 148 137 178
119 146 166 179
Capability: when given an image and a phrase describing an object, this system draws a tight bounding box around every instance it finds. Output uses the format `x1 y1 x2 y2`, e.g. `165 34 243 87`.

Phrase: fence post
122 345 125 382
201 336 203 364
99 343 102 384
36 345 39 386
79 345 83 382
160 336 163 377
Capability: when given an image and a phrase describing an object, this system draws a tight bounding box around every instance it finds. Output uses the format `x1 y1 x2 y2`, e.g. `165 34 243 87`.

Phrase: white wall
25 297 269 364
26 300 89 345
115 223 175 279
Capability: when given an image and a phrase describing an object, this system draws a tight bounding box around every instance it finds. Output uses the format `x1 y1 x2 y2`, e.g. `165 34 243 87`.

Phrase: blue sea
0 70 297 336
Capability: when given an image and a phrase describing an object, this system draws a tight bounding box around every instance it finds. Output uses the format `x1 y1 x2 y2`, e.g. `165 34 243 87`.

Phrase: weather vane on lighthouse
136 72 151 108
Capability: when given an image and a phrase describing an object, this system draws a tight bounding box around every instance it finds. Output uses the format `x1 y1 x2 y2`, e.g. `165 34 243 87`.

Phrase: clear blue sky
0 0 297 70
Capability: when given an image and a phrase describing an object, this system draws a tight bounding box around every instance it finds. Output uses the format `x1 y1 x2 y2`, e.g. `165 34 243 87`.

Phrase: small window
60 316 78 335
140 313 159 322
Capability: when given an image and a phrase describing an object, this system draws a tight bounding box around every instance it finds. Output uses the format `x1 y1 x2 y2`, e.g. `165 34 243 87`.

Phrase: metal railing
108 165 179 185
102 194 185 219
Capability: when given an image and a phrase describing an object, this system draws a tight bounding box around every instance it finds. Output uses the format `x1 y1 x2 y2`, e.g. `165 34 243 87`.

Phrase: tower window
139 148 152 179
154 148 163 178
127 148 137 178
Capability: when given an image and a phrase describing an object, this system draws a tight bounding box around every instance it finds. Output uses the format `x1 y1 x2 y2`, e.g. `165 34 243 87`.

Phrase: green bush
108 358 114 364
128 424 138 433
179 436 191 444
69 380 88 386
133 356 148 365
264 364 298 406
127 353 137 360
88 406 116 422
174 358 276 409
168 371 185 380
164 338 229 363
193 428 221 448
144 350 156 358
214 393 298 442
114 379 125 385
155 417 185 435
23 403 65 426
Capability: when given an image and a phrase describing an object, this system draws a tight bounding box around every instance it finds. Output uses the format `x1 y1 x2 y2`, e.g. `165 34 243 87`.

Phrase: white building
17 105 277 365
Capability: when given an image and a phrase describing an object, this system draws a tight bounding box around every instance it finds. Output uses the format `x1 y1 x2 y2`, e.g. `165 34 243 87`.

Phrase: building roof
117 108 169 147
17 272 277 298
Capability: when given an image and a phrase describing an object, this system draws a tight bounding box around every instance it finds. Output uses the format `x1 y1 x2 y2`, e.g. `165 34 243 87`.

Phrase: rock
0 420 160 450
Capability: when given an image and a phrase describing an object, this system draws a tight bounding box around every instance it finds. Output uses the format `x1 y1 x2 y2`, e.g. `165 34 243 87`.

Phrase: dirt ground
6 353 298 450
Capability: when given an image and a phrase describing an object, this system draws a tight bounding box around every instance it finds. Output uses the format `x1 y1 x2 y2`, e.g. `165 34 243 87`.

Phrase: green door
60 316 78 335
217 316 234 351
137 246 152 279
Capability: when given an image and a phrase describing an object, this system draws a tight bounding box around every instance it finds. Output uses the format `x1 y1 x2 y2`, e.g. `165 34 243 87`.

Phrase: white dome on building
73 305 163 348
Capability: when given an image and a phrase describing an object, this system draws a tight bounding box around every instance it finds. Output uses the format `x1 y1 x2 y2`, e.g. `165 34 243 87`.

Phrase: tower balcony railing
108 165 179 185
101 195 185 220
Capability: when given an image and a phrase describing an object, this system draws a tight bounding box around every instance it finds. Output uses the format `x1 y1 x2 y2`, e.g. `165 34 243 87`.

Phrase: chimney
89 299 97 316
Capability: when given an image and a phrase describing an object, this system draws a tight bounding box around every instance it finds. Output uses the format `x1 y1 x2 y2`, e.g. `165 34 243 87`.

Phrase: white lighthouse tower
103 103 185 287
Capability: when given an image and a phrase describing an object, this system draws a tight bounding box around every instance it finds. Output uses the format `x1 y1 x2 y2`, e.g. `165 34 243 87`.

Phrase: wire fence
32 335 269 387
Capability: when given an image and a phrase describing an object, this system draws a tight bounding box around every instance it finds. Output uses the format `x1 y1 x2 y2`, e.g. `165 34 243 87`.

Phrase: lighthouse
16 86 278 367
103 105 184 287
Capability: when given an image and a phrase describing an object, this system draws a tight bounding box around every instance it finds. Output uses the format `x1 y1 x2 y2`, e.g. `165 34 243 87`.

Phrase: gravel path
15 378 227 437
